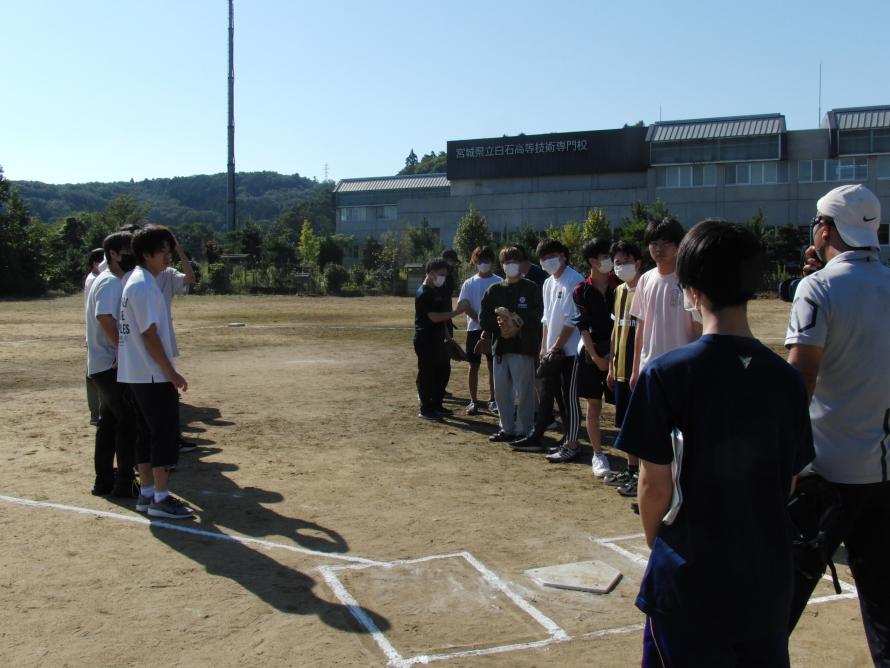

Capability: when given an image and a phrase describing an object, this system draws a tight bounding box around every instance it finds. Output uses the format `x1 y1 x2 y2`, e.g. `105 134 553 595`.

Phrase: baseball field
0 294 873 667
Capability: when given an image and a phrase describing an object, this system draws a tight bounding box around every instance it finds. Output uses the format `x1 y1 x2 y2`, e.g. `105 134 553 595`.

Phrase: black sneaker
546 445 579 463
604 470 631 487
434 406 454 416
617 475 638 498
91 476 114 496
488 431 516 442
111 478 139 499
178 438 197 453
418 409 441 421
509 437 546 453
147 495 195 519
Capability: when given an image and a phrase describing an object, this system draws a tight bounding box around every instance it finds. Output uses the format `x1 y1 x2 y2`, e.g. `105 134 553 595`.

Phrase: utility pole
226 0 237 232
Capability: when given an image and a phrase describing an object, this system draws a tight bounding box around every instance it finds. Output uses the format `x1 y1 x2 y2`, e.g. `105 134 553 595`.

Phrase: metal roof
830 106 890 130
647 114 785 142
333 173 450 193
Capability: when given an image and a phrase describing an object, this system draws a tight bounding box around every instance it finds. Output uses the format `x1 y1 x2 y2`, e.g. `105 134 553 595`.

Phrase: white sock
154 489 170 503
141 485 155 498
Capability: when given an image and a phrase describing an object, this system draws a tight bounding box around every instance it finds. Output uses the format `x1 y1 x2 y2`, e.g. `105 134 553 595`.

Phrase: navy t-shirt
615 334 814 640
414 284 447 342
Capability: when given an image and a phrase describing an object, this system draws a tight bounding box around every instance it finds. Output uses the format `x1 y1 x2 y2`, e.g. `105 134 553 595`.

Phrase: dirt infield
0 295 874 667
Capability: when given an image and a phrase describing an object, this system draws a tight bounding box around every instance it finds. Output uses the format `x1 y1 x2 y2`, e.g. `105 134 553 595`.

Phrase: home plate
525 560 622 594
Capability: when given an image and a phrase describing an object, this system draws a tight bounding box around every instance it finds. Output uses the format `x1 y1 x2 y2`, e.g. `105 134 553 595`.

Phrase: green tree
453 206 493 261
238 219 264 266
405 218 440 260
361 236 383 270
404 149 419 173
318 235 345 269
298 219 320 269
582 208 610 241
559 221 585 269
103 194 150 229
0 168 48 296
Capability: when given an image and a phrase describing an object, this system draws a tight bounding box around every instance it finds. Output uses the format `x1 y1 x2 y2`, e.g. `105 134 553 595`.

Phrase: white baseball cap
816 184 882 248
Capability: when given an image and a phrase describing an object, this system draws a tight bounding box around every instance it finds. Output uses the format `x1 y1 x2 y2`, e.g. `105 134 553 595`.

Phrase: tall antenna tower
818 61 823 126
226 0 237 232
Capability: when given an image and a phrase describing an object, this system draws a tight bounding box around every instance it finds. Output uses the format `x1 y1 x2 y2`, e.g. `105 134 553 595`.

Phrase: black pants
789 480 890 666
532 355 580 443
129 382 180 468
89 367 136 487
415 338 449 413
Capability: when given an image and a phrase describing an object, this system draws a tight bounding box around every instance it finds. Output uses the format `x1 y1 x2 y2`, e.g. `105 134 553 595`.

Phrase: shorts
465 329 492 365
577 355 607 400
128 381 179 468
614 379 631 427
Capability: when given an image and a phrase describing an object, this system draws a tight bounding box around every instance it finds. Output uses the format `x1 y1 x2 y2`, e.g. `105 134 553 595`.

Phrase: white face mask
597 258 613 274
503 263 520 278
432 274 446 288
614 263 637 281
541 257 561 275
683 288 703 324
477 262 492 274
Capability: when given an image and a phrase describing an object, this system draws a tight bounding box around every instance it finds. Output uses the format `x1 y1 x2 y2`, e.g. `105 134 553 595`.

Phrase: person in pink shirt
629 218 702 392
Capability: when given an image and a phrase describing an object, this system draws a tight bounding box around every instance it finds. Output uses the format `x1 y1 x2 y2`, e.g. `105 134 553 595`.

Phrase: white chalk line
593 533 859 606
0 494 383 566
0 493 648 665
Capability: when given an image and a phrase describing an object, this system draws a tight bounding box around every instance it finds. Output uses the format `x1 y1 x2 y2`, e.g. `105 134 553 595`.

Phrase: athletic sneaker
135 491 153 513
546 421 559 431
488 400 498 414
466 401 479 416
509 437 546 453
604 470 631 487
618 474 638 497
592 453 611 478
546 445 579 463
147 495 195 519
435 406 454 416
488 430 516 442
178 438 197 453
418 410 441 421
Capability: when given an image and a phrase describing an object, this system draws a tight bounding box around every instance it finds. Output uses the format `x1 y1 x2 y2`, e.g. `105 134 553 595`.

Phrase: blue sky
2 0 889 184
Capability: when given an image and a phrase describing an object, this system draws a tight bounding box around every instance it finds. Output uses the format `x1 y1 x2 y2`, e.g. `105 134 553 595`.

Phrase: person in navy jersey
616 219 814 667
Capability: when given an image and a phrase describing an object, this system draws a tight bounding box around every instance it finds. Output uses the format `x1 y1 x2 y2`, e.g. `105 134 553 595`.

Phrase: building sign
447 127 648 181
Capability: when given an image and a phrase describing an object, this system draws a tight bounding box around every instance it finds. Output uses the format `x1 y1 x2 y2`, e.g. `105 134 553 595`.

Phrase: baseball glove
536 349 565 379
495 306 523 339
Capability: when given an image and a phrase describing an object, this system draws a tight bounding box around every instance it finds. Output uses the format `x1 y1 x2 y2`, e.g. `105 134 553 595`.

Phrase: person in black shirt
479 246 543 441
513 244 547 292
439 249 461 400
415 257 465 420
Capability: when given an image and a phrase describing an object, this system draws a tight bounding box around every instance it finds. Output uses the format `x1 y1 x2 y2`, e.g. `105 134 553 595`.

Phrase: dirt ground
0 294 874 667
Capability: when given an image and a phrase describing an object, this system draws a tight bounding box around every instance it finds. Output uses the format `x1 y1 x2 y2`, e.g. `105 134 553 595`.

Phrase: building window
656 164 716 188
651 135 781 165
724 162 788 185
338 206 368 222
878 156 890 179
838 128 890 155
798 158 868 182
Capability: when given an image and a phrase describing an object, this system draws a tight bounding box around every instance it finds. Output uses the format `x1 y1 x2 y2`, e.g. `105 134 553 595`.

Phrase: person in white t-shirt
118 226 194 520
84 247 106 425
85 233 138 497
510 239 584 454
629 218 701 393
457 246 502 415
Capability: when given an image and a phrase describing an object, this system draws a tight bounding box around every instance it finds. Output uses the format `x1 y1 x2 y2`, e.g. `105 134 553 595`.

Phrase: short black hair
119 223 142 233
88 247 105 267
644 218 685 246
425 257 449 274
582 238 611 261
132 225 175 266
535 238 568 260
442 249 459 262
610 240 642 261
512 244 529 261
102 232 133 258
676 219 764 311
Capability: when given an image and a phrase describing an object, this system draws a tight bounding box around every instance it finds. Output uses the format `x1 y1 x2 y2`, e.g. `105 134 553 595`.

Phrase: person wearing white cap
785 184 890 664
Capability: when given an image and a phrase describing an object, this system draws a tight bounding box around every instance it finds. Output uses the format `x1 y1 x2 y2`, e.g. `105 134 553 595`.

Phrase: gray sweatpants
493 353 536 437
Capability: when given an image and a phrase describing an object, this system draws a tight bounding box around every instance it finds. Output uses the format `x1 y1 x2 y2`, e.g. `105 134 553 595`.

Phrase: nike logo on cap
864 216 877 222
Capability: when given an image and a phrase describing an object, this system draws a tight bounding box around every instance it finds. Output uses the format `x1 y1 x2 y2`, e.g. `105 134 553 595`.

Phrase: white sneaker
592 453 611 478
488 401 498 414
466 401 479 415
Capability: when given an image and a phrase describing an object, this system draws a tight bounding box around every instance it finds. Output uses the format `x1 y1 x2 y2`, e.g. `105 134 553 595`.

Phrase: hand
802 246 823 276
169 370 188 392
629 369 639 391
606 369 615 390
